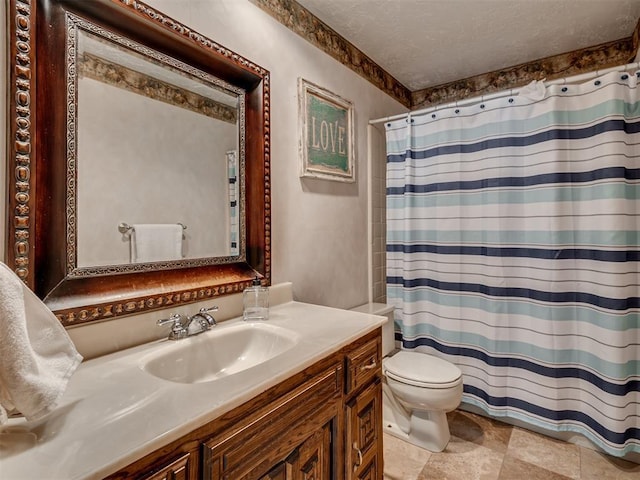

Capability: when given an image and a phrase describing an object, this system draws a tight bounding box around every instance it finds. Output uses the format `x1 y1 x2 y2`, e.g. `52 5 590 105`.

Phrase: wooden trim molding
7 0 36 283
54 280 247 325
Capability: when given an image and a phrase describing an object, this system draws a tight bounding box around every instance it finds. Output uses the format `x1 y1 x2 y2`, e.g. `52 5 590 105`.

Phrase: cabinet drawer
346 336 381 394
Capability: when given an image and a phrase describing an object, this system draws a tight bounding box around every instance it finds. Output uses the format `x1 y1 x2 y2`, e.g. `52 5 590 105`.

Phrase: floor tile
448 410 513 454
498 454 574 480
383 432 432 480
506 427 580 479
417 435 504 480
579 446 640 479
382 409 640 480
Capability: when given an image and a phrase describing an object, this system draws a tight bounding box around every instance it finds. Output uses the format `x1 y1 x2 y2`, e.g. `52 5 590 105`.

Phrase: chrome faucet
157 306 219 340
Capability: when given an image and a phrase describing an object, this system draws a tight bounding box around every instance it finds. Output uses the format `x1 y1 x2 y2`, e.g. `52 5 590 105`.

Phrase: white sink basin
139 322 300 384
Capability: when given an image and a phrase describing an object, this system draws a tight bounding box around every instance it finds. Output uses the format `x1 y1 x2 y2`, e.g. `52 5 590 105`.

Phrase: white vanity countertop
0 301 385 480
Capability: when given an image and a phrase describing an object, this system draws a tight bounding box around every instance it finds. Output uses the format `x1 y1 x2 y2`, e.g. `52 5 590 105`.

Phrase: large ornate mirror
7 0 270 326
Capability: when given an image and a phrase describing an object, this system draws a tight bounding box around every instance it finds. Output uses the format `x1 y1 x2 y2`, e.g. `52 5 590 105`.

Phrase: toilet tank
350 303 396 356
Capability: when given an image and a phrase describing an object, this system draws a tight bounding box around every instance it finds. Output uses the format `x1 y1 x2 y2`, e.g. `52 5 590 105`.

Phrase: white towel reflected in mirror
132 224 184 263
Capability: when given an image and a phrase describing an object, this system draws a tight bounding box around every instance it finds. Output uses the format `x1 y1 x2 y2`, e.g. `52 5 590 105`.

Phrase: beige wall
1 0 406 355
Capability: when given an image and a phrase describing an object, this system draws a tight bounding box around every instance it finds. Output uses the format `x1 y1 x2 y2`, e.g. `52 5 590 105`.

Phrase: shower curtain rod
369 61 640 126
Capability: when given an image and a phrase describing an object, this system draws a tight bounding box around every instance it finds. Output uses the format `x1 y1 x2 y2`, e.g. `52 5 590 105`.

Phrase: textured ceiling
295 0 640 91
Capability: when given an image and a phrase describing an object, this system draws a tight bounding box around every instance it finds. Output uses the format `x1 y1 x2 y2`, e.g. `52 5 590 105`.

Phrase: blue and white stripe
386 70 640 457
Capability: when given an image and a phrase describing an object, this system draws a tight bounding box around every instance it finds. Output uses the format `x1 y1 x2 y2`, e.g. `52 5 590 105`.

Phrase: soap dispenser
243 276 269 321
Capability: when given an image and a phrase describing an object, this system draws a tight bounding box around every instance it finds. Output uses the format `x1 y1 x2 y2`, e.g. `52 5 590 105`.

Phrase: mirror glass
6 0 270 326
74 24 244 269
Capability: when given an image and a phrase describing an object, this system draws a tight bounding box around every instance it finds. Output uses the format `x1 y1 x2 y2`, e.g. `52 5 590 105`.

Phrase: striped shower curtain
385 70 640 457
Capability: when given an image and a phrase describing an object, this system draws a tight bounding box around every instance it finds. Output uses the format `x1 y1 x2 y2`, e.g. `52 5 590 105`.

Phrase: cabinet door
139 453 192 480
202 366 341 479
286 422 332 480
345 379 383 480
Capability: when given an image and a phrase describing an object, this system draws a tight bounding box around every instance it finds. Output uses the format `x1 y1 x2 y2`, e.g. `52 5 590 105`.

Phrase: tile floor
383 410 640 480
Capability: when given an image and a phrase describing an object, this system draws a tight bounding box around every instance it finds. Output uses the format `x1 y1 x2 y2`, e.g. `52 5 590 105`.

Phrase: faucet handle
157 313 184 327
200 306 219 314
198 306 218 326
157 313 188 340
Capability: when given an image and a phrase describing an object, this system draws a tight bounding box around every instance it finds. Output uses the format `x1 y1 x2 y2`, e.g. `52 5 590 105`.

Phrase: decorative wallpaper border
411 36 638 110
251 0 412 108
79 53 238 124
253 0 640 110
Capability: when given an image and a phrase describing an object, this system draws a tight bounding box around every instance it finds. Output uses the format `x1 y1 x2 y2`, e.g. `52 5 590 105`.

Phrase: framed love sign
298 78 355 182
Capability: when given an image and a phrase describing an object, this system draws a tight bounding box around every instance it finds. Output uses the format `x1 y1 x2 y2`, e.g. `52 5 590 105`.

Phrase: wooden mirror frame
6 0 271 327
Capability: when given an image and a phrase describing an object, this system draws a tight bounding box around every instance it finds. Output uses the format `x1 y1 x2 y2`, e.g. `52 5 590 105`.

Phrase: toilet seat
384 351 462 389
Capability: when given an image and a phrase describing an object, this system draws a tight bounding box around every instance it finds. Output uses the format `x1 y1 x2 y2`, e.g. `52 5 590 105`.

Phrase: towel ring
118 222 132 234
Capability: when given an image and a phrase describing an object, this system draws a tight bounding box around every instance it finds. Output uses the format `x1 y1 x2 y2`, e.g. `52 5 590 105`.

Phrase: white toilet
352 303 463 452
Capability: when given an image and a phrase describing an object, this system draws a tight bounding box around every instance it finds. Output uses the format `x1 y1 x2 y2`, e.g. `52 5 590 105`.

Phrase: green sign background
306 94 349 172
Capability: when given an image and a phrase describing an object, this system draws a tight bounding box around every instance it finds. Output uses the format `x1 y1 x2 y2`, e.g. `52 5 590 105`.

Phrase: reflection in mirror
74 24 244 269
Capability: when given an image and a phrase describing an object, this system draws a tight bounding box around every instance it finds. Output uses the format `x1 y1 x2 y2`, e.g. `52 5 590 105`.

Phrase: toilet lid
384 351 462 388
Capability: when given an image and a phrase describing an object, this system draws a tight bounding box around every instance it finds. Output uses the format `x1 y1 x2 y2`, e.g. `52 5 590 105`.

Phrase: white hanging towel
0 262 82 426
132 223 183 263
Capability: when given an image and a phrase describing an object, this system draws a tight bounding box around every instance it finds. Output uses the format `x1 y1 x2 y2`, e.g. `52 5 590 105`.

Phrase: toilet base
383 401 451 452
409 410 450 452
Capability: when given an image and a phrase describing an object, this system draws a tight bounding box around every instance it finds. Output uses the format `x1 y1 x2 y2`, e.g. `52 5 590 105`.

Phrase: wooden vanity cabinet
106 328 382 480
